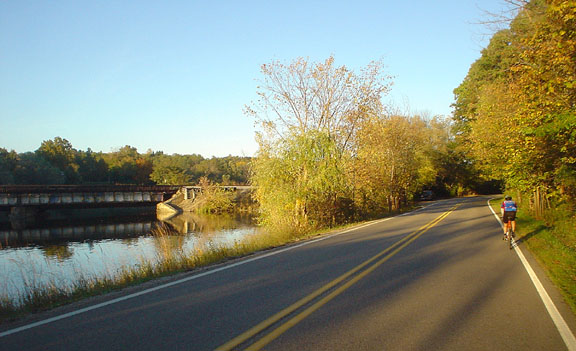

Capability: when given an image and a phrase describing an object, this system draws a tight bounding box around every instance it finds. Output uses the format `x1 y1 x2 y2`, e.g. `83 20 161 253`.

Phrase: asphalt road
1 196 575 350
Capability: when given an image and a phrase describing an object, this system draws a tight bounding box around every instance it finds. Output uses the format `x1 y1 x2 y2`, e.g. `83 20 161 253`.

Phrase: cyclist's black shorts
503 211 516 223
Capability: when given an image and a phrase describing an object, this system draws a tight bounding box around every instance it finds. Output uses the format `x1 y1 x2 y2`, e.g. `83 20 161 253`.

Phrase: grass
490 198 576 314
0 221 336 324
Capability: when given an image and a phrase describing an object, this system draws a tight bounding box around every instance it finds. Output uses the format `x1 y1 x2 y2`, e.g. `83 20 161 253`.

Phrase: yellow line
248 206 458 350
216 205 460 351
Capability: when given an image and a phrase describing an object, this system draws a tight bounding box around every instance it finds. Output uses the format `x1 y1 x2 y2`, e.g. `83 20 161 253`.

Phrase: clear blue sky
0 1 510 157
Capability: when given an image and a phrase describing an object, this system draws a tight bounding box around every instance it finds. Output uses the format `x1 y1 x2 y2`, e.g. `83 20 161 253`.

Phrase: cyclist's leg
510 212 517 235
502 213 509 236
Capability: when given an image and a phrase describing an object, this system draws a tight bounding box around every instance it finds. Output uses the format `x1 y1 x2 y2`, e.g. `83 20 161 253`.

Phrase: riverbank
0 203 414 324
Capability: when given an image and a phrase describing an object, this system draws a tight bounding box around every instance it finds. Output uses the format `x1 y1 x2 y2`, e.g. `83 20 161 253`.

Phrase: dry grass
0 223 301 323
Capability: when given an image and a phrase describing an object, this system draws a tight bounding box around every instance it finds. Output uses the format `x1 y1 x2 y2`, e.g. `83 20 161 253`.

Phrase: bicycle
503 220 514 250
501 196 518 250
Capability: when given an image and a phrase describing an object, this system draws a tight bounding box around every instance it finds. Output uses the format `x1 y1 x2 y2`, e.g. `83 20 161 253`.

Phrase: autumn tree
101 145 153 184
353 114 458 213
251 129 351 233
246 56 391 150
453 0 576 212
248 56 392 232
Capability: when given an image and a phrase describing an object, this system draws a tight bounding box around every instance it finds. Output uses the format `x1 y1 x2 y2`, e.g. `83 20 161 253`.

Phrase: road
1 196 575 350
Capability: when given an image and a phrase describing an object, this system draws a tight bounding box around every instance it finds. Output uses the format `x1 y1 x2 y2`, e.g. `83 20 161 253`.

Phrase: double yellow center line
217 204 461 350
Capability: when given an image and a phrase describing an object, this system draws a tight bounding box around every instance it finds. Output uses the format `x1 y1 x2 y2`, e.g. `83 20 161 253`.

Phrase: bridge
0 185 181 219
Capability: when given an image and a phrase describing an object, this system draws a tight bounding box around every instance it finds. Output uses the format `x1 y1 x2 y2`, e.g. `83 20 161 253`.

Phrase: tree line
247 56 495 235
452 0 575 216
0 137 251 186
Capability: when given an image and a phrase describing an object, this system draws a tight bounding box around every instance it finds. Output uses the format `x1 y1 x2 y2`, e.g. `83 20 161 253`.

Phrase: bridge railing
0 185 182 211
0 185 181 194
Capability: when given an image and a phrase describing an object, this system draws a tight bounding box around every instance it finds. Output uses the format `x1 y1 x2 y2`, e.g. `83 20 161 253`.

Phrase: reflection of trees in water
41 245 73 261
154 213 258 258
160 212 255 235
151 223 186 260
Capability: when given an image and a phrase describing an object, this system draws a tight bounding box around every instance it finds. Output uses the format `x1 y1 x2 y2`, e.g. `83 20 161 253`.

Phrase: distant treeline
0 137 251 185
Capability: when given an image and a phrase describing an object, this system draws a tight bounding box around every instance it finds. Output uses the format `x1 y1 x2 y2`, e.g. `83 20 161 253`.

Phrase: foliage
35 137 80 183
13 152 65 184
0 148 18 184
246 56 391 150
453 0 576 213
75 149 110 183
0 139 251 186
248 56 464 235
248 57 392 234
193 177 235 214
251 130 351 234
353 115 457 213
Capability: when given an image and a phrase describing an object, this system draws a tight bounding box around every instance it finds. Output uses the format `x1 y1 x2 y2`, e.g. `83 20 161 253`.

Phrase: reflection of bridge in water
0 185 256 248
0 218 157 248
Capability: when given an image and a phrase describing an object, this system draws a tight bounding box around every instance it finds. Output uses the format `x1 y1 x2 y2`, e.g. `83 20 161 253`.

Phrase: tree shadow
515 224 548 246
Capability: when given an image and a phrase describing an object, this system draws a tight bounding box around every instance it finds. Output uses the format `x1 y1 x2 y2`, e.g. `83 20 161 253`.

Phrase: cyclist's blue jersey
501 200 517 212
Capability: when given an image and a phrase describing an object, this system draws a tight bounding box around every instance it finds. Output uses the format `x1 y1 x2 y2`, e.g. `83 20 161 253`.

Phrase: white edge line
1 213 402 338
487 198 576 351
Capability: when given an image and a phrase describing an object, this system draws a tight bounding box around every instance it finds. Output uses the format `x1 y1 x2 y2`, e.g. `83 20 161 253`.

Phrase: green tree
251 130 351 233
0 148 18 184
36 137 80 183
76 149 109 183
14 152 65 184
102 146 153 184
150 164 191 185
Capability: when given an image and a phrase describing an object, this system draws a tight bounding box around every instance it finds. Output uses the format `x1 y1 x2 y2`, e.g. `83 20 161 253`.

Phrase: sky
0 1 511 158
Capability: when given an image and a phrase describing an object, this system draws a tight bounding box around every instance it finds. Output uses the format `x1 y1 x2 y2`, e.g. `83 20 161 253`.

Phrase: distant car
420 190 434 201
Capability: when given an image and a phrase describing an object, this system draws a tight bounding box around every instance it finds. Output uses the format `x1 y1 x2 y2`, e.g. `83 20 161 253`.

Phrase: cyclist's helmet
505 195 512 200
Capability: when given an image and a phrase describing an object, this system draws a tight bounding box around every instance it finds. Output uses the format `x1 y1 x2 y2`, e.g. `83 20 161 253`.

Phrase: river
0 208 259 304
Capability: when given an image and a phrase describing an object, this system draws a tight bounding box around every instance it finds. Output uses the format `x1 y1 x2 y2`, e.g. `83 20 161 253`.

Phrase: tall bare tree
245 56 392 152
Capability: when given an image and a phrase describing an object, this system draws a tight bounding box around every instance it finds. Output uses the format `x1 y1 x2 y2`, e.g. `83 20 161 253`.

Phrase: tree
248 56 392 232
36 137 80 183
102 146 153 184
76 149 109 183
0 148 18 184
353 115 448 213
14 152 65 184
150 164 191 185
453 0 576 212
246 56 391 151
251 129 351 232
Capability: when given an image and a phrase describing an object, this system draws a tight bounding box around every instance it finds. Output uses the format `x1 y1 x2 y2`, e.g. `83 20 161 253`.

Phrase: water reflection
0 211 258 303
41 245 74 261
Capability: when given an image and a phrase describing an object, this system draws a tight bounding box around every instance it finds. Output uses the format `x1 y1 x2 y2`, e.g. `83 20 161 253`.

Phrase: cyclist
500 195 517 240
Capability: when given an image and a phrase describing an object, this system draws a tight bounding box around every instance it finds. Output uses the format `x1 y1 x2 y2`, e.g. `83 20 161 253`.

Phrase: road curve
1 196 575 350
